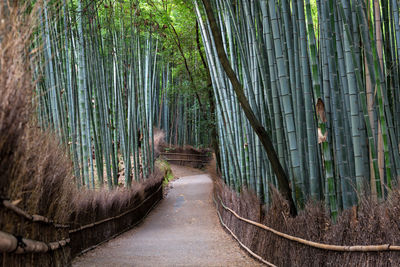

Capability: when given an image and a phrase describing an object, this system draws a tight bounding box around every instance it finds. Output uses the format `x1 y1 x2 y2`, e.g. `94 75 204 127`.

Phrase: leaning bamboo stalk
2 200 69 228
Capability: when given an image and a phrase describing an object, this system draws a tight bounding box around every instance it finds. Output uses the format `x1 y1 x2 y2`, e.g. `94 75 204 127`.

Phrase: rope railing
1 199 69 228
1 183 162 235
0 230 70 254
1 182 163 257
74 196 162 257
213 196 276 267
216 195 400 252
69 184 162 234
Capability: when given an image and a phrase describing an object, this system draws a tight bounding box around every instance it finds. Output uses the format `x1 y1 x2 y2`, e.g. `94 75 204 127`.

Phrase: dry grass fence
208 159 400 266
0 171 164 266
160 145 212 168
68 172 164 257
0 2 165 266
0 2 70 265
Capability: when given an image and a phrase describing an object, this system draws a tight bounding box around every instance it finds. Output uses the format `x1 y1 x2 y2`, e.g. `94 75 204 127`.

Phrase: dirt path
72 164 261 266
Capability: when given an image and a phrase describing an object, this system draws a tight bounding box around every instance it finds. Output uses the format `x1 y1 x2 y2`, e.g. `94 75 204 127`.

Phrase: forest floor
72 164 260 266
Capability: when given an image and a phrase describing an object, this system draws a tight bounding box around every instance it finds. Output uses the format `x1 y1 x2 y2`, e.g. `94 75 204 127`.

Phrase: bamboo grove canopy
195 0 400 219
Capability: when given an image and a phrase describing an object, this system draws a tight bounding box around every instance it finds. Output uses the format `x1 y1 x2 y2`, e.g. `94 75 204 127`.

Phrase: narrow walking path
72 164 260 266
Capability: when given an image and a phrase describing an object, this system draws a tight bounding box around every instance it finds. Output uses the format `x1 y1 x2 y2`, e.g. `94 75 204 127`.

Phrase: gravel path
72 164 261 267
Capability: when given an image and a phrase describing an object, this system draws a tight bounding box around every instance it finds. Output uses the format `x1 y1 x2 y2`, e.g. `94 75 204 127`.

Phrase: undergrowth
157 159 174 186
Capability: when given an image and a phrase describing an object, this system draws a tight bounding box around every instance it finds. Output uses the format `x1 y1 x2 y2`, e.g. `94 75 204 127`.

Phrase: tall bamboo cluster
35 0 167 189
196 0 400 217
158 75 212 147
34 0 210 189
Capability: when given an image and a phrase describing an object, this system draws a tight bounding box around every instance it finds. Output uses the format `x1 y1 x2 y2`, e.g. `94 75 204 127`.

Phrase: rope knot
12 235 27 253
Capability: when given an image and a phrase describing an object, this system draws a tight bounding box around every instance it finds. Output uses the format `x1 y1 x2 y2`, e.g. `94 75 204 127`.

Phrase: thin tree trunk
200 0 297 216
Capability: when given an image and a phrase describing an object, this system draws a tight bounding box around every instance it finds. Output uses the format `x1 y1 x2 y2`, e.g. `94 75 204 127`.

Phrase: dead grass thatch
209 158 400 266
0 2 73 266
68 167 164 257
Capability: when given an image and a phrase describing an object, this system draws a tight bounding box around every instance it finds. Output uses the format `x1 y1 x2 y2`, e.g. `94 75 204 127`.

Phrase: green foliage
157 159 174 186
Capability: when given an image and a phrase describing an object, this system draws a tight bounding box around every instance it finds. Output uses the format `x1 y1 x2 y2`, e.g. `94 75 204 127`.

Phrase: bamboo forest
2 0 400 266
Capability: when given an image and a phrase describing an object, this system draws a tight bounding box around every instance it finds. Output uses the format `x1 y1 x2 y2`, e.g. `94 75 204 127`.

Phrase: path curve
72 165 260 266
